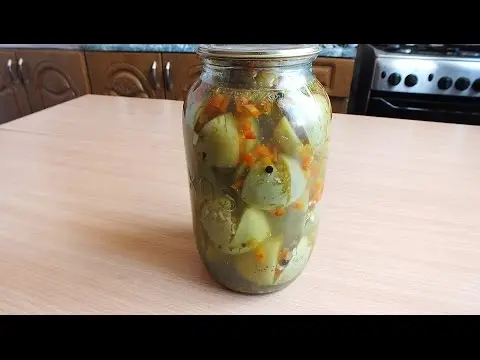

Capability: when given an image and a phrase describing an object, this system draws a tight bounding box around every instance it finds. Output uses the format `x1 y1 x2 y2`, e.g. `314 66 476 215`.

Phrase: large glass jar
182 44 331 294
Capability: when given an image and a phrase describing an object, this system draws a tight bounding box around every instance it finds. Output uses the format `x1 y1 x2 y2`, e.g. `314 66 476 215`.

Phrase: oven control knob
404 74 418 87
437 76 453 90
388 73 402 86
455 77 471 91
471 78 480 92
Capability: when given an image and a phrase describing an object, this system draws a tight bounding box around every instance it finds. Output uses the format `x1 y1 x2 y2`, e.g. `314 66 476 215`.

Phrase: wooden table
1 95 479 315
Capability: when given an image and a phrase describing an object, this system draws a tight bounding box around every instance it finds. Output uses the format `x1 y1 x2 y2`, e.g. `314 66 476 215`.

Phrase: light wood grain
1 95 479 315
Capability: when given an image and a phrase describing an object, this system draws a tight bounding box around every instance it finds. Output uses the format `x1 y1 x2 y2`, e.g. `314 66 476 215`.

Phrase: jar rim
197 44 321 60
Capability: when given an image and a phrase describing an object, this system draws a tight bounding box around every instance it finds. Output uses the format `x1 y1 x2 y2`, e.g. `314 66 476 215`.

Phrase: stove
348 44 480 125
371 44 480 97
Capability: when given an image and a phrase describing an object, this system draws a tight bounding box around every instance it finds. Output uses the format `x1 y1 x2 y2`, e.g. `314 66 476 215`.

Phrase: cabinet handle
151 61 160 90
164 61 172 92
17 58 28 84
6 59 19 84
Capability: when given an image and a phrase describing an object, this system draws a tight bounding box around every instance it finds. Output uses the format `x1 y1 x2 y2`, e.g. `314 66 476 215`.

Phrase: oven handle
377 98 458 114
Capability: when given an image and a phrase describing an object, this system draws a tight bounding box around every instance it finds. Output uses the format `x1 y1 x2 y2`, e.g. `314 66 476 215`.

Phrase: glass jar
182 44 331 294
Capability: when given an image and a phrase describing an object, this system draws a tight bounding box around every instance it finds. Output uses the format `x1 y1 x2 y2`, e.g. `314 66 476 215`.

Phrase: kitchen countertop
0 44 358 58
0 95 478 315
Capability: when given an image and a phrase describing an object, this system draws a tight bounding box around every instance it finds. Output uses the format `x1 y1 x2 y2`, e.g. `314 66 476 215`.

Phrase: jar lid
197 44 320 60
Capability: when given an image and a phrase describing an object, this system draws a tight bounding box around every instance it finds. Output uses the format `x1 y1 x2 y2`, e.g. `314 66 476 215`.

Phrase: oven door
366 90 480 126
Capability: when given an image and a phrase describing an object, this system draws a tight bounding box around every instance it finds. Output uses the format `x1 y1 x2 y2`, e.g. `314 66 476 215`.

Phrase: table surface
0 95 479 315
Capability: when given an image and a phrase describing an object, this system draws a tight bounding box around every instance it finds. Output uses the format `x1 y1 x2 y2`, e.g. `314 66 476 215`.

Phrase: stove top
369 44 480 97
373 44 480 58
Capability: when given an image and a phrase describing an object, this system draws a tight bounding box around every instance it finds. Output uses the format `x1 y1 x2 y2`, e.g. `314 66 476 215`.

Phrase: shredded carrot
311 180 325 203
310 165 320 178
204 105 220 119
255 245 265 262
274 208 286 216
242 153 255 166
300 144 314 171
241 122 252 133
302 156 313 171
278 248 290 262
220 97 230 113
259 101 272 115
238 96 249 105
235 97 249 114
293 201 304 210
301 144 313 157
231 178 244 190
245 132 256 140
274 269 281 279
208 94 230 113
254 144 272 158
243 104 262 117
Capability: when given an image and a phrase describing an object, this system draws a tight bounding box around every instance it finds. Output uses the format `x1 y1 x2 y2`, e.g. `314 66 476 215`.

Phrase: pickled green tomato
197 113 239 168
183 73 331 294
241 154 307 211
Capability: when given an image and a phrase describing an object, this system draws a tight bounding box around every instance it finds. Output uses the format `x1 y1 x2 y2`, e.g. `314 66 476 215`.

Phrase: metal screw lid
197 44 321 60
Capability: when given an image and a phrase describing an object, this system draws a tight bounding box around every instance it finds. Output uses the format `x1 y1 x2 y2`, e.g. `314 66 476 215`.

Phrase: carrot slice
259 101 272 115
231 178 244 190
244 104 261 117
274 208 286 216
208 94 230 113
242 153 255 166
293 201 304 210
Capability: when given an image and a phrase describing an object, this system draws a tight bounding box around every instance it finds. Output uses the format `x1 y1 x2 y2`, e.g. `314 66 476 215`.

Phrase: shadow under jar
183 44 332 294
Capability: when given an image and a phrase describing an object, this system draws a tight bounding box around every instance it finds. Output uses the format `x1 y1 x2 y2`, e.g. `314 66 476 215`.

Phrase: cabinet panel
0 51 31 125
313 58 354 98
162 53 202 101
16 50 90 112
85 52 165 99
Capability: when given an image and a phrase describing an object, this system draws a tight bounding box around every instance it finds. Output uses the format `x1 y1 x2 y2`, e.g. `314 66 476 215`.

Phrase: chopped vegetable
242 153 255 166
207 94 230 113
274 208 286 216
293 201 304 210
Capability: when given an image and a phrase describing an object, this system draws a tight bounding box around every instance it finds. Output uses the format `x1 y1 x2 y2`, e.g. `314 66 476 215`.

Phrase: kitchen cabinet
15 50 90 113
162 53 202 101
312 57 355 113
85 52 165 99
0 49 90 125
0 51 31 125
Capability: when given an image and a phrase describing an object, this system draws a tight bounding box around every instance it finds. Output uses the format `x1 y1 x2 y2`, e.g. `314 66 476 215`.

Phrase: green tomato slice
229 207 271 249
241 154 307 210
200 196 235 246
198 113 239 168
234 235 283 286
273 116 303 157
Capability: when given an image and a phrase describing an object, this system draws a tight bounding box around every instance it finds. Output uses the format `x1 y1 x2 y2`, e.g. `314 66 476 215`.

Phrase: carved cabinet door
0 51 31 125
85 52 165 99
162 54 203 101
15 50 91 113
